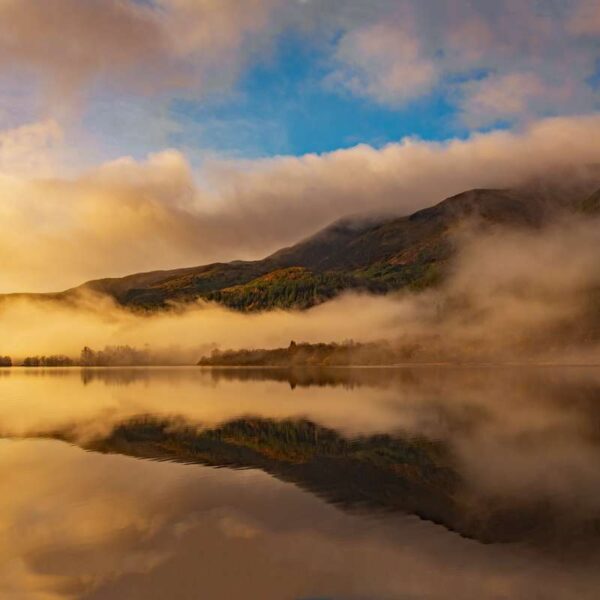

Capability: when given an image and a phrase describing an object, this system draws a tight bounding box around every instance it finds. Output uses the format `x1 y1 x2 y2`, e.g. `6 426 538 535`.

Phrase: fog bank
1 212 600 363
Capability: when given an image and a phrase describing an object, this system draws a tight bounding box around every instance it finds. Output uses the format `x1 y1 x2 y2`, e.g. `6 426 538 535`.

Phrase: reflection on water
1 367 600 598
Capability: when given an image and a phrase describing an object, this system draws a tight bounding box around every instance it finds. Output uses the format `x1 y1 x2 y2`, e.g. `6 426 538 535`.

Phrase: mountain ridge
5 183 600 311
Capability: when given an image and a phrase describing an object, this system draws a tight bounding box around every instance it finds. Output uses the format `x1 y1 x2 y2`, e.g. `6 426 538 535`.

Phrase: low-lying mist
2 213 600 364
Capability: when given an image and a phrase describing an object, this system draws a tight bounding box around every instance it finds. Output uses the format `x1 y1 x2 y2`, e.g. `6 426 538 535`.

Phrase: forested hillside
7 183 600 312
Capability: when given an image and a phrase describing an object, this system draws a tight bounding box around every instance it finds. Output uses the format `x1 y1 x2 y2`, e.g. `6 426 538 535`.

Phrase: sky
0 0 599 292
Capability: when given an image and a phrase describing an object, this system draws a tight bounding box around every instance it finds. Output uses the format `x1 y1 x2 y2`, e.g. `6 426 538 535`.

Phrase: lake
1 366 599 599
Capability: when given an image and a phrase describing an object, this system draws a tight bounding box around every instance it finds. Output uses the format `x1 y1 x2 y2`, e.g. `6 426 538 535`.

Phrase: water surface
2 366 600 599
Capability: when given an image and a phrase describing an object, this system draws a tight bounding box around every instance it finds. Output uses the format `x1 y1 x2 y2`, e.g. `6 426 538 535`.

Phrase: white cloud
0 120 63 176
0 114 599 293
0 0 283 113
324 1 599 125
330 22 437 105
458 72 570 127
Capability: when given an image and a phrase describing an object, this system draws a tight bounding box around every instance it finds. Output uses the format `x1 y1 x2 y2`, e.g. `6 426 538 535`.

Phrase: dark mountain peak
266 215 386 271
410 188 549 227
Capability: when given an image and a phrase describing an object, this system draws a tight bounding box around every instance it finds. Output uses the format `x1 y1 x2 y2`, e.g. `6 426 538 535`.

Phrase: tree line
0 345 161 367
22 355 74 367
197 339 420 367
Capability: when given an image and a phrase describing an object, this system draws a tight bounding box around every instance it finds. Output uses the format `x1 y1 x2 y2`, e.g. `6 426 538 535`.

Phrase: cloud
0 0 595 161
569 0 600 35
0 119 62 176
329 21 437 105
457 72 585 128
0 0 282 114
0 149 202 292
0 0 596 128
0 0 165 108
1 114 600 293
325 1 599 125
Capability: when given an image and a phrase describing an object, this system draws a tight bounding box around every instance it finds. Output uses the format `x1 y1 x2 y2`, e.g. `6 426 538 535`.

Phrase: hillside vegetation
8 183 600 312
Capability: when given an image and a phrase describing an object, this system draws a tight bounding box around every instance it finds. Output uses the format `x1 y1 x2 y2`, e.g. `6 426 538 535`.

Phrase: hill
8 183 600 311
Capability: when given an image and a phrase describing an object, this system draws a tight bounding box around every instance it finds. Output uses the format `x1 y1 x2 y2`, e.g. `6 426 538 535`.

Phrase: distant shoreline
3 362 600 369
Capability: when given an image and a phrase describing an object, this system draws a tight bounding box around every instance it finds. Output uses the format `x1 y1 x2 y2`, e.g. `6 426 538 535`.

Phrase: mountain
10 183 600 311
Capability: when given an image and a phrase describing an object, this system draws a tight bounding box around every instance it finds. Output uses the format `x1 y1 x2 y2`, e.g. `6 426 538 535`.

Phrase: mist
1 209 600 364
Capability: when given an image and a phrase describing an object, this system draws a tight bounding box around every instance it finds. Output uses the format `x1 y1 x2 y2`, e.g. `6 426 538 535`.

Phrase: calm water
1 366 600 599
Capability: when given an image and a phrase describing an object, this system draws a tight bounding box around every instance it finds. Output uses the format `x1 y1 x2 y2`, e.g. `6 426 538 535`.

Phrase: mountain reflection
1 367 600 598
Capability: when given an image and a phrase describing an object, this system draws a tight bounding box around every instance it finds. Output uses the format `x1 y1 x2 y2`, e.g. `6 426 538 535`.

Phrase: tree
80 346 95 366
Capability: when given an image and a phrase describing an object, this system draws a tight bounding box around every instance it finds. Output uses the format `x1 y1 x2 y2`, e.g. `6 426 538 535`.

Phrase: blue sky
21 0 592 166
170 33 463 158
155 1 598 161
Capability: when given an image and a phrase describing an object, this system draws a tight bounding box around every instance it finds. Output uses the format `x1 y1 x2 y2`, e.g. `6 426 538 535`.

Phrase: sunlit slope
26 185 600 311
